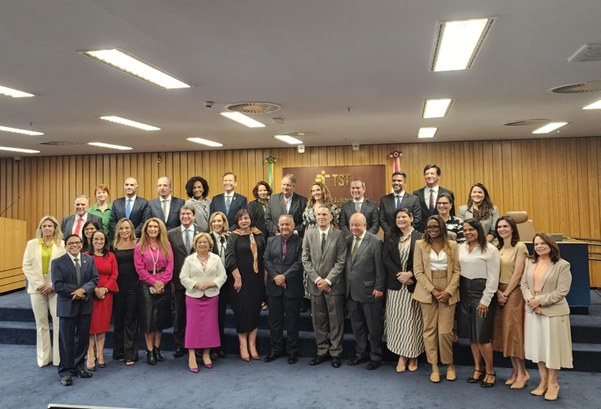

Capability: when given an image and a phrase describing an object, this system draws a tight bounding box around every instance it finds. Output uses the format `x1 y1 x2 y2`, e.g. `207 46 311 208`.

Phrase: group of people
20 165 573 401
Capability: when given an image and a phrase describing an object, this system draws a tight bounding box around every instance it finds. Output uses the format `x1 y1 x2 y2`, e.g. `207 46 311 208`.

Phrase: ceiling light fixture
274 134 303 145
81 49 191 89
99 116 160 131
423 98 453 118
0 85 34 98
0 125 44 136
187 137 224 147
87 142 133 151
583 99 601 110
418 127 437 139
0 146 40 153
220 112 265 128
532 122 568 134
432 18 494 72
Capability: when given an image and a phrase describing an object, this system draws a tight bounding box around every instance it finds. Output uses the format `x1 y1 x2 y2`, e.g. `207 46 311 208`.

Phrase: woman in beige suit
520 233 572 401
413 215 460 383
22 215 66 367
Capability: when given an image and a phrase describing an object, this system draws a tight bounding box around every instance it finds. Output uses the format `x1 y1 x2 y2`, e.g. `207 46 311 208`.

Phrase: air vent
39 141 83 146
550 81 601 94
504 119 549 127
568 44 601 62
225 102 282 114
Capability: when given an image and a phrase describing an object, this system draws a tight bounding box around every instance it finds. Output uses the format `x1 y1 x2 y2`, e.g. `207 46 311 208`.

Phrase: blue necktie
225 195 232 215
125 198 133 218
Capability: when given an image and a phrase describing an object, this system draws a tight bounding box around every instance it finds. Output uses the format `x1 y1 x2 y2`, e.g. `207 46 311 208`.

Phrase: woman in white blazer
180 232 227 372
21 215 66 367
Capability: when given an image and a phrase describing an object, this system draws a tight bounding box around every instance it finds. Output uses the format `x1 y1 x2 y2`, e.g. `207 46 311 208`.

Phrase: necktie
282 238 287 259
162 199 168 221
74 257 81 285
429 188 435 213
321 232 326 253
125 198 133 218
184 228 191 253
74 217 84 236
355 202 361 213
395 195 402 209
225 195 232 215
219 236 226 263
285 196 291 213
352 236 361 261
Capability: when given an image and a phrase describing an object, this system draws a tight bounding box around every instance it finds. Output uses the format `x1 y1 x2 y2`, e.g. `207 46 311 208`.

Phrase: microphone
0 196 21 217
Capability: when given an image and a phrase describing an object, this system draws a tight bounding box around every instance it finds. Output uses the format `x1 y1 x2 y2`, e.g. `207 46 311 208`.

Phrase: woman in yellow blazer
22 215 66 367
413 215 460 383
520 233 572 401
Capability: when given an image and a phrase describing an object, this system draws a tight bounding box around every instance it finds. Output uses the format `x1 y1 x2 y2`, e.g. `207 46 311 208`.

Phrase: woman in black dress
246 181 272 238
225 209 266 361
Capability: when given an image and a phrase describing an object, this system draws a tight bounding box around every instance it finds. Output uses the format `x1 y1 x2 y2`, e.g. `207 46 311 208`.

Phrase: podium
0 217 27 294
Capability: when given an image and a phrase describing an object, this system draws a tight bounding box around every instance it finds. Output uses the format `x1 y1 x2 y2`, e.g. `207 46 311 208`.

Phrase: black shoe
60 375 73 386
154 348 165 362
288 352 298 364
467 369 484 383
347 356 370 366
75 370 93 379
309 355 330 366
146 349 156 365
366 360 381 370
481 372 496 388
331 357 342 368
264 352 282 363
173 347 186 358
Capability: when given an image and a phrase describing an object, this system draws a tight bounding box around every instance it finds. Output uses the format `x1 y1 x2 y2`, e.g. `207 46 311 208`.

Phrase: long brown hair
138 217 170 257
307 181 333 208
529 233 560 263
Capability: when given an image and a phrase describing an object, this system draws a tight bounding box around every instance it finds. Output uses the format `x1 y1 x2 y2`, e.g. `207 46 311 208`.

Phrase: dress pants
112 285 139 361
267 295 302 354
347 297 383 361
58 313 91 377
172 288 186 349
310 293 345 358
30 292 60 367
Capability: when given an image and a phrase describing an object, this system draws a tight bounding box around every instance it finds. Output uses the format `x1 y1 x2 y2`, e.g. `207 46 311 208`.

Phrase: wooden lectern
0 217 27 293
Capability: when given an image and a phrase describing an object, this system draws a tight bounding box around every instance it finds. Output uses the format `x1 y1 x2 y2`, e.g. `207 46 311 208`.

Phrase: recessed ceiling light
423 99 453 118
418 127 437 138
99 116 160 131
432 18 493 72
583 99 601 110
0 85 34 98
0 146 40 154
274 134 303 145
81 49 191 89
87 142 133 151
0 125 44 136
532 122 568 134
187 137 224 147
220 112 265 128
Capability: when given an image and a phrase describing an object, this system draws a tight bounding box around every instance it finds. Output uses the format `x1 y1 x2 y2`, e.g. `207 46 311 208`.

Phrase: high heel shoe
505 373 516 385
544 384 559 401
531 382 547 396
396 357 407 373
146 349 156 365
189 366 199 373
510 374 529 389
86 356 96 372
153 348 164 363
467 369 484 383
481 372 496 388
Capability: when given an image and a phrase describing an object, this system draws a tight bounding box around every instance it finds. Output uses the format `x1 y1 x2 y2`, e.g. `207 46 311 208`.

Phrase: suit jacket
247 200 268 237
379 192 422 234
264 234 304 298
382 229 421 293
179 252 227 298
109 196 151 238
22 238 66 294
412 186 455 231
520 258 572 317
210 192 247 230
51 252 99 317
412 240 461 305
345 232 385 303
339 199 380 238
149 196 185 230
302 227 347 296
265 192 308 237
168 225 202 290
60 213 103 237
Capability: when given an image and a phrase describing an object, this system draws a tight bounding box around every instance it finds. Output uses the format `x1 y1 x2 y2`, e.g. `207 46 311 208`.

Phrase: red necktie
74 217 83 236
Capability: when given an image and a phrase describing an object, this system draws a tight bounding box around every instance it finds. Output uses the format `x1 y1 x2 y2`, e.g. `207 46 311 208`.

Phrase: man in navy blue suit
209 172 247 230
148 176 185 230
51 234 99 386
108 177 151 239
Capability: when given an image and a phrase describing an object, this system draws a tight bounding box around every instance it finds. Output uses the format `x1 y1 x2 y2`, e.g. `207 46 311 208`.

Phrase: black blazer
167 225 201 290
264 234 304 298
109 196 151 238
382 229 421 293
412 186 455 231
149 196 185 230
264 192 308 237
379 193 422 234
210 193 247 230
339 199 380 238
247 200 268 238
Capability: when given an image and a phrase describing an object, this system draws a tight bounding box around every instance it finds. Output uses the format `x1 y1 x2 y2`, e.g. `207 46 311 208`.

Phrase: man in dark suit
149 176 185 230
339 179 380 238
263 215 304 364
301 205 347 368
380 171 422 234
167 204 201 358
108 177 151 238
209 172 247 230
51 234 99 386
60 195 103 239
412 164 455 232
345 213 385 370
265 174 308 237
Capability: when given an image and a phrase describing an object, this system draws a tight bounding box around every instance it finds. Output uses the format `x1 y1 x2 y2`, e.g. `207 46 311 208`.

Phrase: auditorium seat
506 211 536 241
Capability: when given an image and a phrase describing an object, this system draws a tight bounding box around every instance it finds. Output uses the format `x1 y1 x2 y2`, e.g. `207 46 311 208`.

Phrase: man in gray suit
301 205 347 368
167 204 201 358
61 195 103 239
149 176 185 230
379 171 422 234
265 174 308 237
345 213 385 370
339 179 380 238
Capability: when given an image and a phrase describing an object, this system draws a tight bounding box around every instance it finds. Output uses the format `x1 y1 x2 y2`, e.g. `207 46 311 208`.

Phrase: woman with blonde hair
22 215 66 367
134 217 174 365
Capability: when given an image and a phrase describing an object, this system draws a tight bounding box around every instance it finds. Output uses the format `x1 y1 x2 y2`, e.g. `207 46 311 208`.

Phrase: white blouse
458 242 500 306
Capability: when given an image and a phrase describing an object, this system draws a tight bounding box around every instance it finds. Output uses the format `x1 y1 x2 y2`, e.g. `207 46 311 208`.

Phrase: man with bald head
149 176 185 230
345 213 385 370
109 177 151 238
